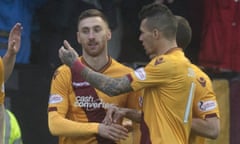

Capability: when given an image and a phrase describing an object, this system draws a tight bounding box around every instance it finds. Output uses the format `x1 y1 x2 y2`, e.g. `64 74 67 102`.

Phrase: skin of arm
59 40 133 96
2 23 22 82
82 68 132 96
118 108 142 123
191 117 220 139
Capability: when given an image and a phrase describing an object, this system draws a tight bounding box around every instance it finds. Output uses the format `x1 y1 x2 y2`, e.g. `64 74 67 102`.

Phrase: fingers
99 123 128 142
58 42 79 67
11 23 22 36
102 115 112 125
15 23 22 28
58 47 63 58
9 40 15 48
14 23 22 32
58 46 67 62
111 123 129 133
7 23 22 55
122 120 133 132
110 124 129 139
112 109 125 123
63 40 72 50
113 113 123 123
103 108 114 125
104 106 124 124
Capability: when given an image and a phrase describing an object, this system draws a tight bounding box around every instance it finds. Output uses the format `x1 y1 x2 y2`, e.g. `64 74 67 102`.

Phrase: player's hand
103 105 126 125
122 119 133 132
98 123 128 141
7 23 22 56
59 40 79 67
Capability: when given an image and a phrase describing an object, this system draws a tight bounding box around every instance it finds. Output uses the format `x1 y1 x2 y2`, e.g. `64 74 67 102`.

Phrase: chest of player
68 82 129 111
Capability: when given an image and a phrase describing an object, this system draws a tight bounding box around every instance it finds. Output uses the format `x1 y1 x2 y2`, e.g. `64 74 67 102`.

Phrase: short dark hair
176 16 192 49
138 3 177 41
78 9 109 28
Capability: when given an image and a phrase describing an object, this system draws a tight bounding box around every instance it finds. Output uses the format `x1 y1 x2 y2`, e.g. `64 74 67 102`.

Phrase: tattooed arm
80 66 133 96
59 40 133 96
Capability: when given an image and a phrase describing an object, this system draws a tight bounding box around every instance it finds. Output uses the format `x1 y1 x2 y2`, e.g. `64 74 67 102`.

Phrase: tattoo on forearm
81 67 133 96
124 108 141 123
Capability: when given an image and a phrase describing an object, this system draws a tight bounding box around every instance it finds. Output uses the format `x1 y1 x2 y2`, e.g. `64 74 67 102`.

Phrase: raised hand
59 40 79 67
3 23 22 81
7 23 22 56
98 123 128 141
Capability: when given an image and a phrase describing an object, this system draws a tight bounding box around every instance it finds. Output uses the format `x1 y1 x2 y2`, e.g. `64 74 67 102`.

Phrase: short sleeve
48 66 71 116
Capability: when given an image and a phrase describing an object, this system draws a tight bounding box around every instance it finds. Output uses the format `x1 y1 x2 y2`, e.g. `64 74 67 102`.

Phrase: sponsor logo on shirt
134 67 146 80
72 81 90 87
75 95 114 111
198 100 217 111
154 57 164 65
49 94 63 104
197 77 206 87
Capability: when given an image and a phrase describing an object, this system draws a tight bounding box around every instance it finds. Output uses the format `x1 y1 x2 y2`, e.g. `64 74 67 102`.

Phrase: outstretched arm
59 40 133 96
2 23 22 82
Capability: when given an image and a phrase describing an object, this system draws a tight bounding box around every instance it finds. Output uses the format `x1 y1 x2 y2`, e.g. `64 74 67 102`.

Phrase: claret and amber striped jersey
48 57 142 144
0 57 5 104
127 48 196 144
189 64 220 144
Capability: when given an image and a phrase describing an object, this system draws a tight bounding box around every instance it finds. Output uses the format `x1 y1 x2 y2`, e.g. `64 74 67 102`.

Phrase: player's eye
82 28 89 34
94 26 102 33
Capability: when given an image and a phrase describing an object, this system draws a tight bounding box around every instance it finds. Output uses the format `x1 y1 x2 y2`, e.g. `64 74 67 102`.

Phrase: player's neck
82 54 110 71
157 40 178 55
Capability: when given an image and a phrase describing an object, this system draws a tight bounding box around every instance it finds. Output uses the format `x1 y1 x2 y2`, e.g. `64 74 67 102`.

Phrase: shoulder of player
192 65 212 82
56 64 71 73
110 59 134 72
52 64 71 80
147 55 174 68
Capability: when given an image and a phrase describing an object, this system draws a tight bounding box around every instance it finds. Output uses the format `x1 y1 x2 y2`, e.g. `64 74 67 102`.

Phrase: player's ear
106 28 111 40
152 28 160 40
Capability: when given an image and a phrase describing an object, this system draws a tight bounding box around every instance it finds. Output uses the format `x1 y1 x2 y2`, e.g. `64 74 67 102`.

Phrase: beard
84 42 107 57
